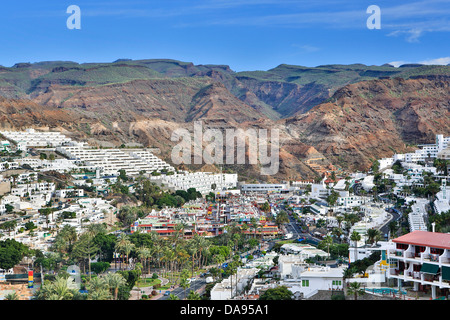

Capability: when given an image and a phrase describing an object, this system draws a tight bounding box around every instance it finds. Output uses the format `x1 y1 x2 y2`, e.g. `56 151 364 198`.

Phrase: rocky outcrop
282 76 450 170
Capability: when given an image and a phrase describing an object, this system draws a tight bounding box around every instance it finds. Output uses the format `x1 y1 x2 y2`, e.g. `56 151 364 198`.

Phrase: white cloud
387 28 424 43
388 57 450 67
419 57 450 65
388 61 410 67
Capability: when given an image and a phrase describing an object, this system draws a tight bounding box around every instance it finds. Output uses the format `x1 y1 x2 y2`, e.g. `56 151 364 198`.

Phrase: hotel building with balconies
387 231 450 299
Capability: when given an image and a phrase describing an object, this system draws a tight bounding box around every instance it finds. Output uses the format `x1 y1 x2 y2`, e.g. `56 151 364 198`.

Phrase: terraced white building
57 144 174 176
0 128 73 147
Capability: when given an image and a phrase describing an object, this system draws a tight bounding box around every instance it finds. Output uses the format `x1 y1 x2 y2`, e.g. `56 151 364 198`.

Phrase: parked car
164 291 171 296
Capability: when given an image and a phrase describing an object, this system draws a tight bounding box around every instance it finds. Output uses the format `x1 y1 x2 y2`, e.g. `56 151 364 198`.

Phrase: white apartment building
407 199 428 232
155 172 238 195
57 145 174 176
394 134 450 163
279 245 328 262
437 146 450 160
0 161 20 172
123 149 174 172
210 267 259 300
17 158 78 173
240 183 289 194
309 203 328 215
55 189 84 199
336 192 368 208
309 179 330 199
0 128 73 147
433 180 450 215
11 182 56 198
348 241 396 265
387 231 450 299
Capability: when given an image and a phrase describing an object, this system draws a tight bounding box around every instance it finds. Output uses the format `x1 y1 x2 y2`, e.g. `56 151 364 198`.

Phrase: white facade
433 180 450 215
0 128 73 147
310 179 330 198
210 268 259 300
11 182 55 198
408 199 428 232
57 145 174 176
156 172 238 194
395 134 450 163
0 161 19 172
337 194 367 208
282 266 345 299
55 189 84 198
17 158 78 173
240 183 289 193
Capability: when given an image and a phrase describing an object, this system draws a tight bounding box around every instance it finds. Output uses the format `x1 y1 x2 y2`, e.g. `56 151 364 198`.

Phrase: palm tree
336 215 344 229
168 293 180 300
187 240 199 278
4 291 19 300
180 276 190 300
136 246 152 279
87 276 111 300
104 272 127 300
115 234 133 270
172 222 186 247
123 241 135 269
175 248 190 283
331 227 343 243
347 281 365 300
250 217 259 239
366 228 381 245
89 287 112 300
85 223 107 237
36 275 75 300
388 221 398 239
194 234 210 270
213 254 225 280
187 290 202 300
321 235 333 258
350 231 361 263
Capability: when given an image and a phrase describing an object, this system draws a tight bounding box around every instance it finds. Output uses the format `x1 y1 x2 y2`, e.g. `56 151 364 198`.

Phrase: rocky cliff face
0 61 449 181
31 78 266 124
282 76 450 170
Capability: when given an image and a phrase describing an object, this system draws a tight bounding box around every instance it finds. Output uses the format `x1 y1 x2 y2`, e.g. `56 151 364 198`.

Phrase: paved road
158 278 206 300
281 204 321 243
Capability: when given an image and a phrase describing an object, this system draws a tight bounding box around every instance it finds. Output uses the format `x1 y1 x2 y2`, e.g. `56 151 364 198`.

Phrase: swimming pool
365 287 407 295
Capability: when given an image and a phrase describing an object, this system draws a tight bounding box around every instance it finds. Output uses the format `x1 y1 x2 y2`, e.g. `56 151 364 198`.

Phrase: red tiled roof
392 231 450 250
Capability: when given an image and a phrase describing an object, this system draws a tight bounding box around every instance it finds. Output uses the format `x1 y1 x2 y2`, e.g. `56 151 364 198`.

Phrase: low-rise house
281 265 346 299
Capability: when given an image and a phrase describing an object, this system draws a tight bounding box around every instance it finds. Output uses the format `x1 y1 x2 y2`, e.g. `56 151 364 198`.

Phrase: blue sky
0 0 449 71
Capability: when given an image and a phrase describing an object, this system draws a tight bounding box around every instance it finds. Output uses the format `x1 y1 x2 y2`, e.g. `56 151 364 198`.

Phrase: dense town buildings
0 129 449 301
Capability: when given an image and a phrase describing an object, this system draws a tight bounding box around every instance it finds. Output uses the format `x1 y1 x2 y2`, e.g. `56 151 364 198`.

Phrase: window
430 247 444 255
332 280 342 286
302 280 309 287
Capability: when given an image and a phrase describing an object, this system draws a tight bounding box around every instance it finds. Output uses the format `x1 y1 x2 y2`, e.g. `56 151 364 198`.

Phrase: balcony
389 269 404 277
404 251 417 259
405 271 421 281
422 275 441 285
425 254 440 263
390 249 404 258
440 256 450 264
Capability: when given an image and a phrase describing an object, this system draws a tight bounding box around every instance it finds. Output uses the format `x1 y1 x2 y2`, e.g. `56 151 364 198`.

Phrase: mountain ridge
0 60 449 180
